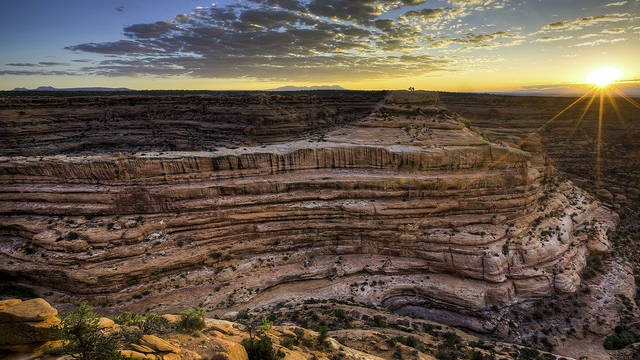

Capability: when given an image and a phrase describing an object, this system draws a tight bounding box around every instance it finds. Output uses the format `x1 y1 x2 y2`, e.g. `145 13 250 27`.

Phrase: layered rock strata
0 91 384 156
0 91 615 333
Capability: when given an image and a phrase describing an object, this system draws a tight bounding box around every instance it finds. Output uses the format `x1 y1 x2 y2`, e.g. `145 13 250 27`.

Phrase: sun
586 66 622 87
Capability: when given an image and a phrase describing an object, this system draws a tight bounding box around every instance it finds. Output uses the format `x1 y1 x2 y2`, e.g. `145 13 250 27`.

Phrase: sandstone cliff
0 91 616 336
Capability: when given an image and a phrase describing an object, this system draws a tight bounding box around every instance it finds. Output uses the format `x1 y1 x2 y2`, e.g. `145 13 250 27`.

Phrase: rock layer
0 91 615 332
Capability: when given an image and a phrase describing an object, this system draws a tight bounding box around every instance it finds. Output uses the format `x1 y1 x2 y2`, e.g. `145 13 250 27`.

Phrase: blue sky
1 0 639 91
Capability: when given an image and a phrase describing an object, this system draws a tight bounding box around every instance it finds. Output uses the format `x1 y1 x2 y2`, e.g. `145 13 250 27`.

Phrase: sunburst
586 67 622 88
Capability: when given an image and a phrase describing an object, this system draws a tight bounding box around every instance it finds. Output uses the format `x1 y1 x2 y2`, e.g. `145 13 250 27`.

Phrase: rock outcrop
0 298 60 355
0 297 575 360
0 91 616 334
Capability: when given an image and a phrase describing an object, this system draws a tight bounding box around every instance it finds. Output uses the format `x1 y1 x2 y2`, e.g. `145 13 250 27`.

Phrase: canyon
0 90 636 359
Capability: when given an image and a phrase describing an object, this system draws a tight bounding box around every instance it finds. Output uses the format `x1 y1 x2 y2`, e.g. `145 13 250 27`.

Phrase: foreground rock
0 298 60 355
0 298 573 360
0 91 616 336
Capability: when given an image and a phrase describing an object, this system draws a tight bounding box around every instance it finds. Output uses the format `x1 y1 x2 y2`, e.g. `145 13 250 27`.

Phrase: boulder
161 314 180 323
0 299 60 346
98 317 116 329
0 298 57 323
206 319 234 335
140 334 181 354
130 343 155 353
207 338 249 360
596 188 614 203
120 349 153 359
181 349 204 360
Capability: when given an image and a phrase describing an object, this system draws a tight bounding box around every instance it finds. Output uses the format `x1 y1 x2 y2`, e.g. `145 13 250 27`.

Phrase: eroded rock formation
0 91 616 334
0 298 60 355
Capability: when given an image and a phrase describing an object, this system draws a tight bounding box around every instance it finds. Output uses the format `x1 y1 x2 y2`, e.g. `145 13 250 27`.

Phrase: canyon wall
0 91 616 334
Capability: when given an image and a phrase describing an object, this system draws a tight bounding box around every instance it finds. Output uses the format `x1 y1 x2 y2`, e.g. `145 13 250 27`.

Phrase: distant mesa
266 84 346 91
11 86 132 92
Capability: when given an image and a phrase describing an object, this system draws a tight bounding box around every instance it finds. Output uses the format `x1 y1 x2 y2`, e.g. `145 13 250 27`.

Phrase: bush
242 335 285 360
603 330 636 350
143 313 172 334
53 301 123 360
281 335 297 349
435 349 459 360
118 325 143 344
113 311 171 335
178 307 206 332
517 347 542 360
113 311 144 327
316 325 329 348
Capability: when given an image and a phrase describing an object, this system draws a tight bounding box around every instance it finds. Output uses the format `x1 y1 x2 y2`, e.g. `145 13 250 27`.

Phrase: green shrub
113 311 144 327
281 335 297 349
53 301 123 360
435 349 459 360
603 330 636 350
143 313 172 334
242 335 285 360
517 347 543 360
316 325 329 348
441 332 462 348
178 307 206 332
118 325 143 344
394 335 424 351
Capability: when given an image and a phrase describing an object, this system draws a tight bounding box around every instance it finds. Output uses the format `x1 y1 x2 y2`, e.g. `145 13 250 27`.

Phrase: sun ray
515 87 597 149
610 87 640 110
606 88 625 127
560 90 599 158
596 88 605 188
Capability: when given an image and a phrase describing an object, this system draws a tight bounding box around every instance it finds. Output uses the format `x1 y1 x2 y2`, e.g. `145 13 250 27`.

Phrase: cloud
65 40 154 55
60 0 466 81
542 13 630 31
403 7 451 23
306 0 386 20
6 62 70 67
39 62 71 66
124 21 181 39
604 1 627 6
575 37 626 46
430 31 514 49
175 14 190 23
532 35 573 42
6 63 40 67
602 27 625 33
0 70 78 76
8 0 521 82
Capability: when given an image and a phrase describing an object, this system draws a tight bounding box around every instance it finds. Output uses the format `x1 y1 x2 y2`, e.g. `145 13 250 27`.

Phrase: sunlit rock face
0 91 616 332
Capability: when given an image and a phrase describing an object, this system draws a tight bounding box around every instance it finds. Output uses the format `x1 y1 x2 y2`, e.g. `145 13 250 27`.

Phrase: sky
1 0 639 92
